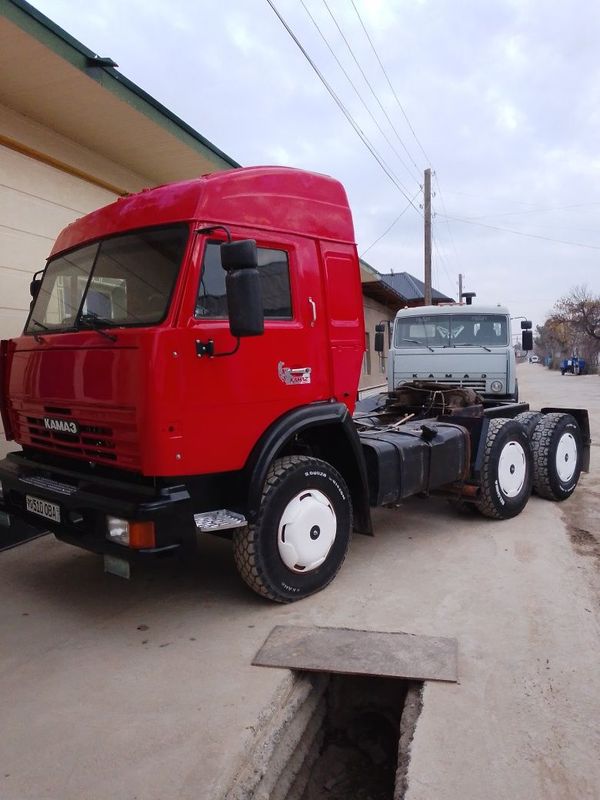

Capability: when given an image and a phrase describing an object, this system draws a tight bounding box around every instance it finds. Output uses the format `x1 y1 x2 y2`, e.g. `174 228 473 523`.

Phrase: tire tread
476 418 512 519
233 456 351 602
476 418 532 519
530 412 581 500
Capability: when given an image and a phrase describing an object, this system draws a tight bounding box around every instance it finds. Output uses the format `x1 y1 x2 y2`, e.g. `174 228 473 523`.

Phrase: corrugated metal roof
380 271 454 302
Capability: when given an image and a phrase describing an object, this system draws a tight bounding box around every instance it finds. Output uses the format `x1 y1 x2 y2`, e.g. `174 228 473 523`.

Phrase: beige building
0 0 238 456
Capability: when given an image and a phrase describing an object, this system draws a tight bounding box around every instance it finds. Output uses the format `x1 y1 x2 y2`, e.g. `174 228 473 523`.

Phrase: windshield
26 224 189 334
394 313 509 348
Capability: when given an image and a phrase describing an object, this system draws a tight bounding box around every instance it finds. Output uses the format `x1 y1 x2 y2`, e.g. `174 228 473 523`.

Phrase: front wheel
476 418 533 519
233 456 352 602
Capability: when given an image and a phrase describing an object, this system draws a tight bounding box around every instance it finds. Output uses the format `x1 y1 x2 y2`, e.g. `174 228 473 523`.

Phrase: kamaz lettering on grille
43 417 80 435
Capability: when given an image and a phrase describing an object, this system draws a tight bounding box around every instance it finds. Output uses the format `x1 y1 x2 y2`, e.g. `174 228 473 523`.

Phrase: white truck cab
388 304 519 401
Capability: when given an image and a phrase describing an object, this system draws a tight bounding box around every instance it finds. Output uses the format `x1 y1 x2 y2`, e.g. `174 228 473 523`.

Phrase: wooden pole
424 168 432 305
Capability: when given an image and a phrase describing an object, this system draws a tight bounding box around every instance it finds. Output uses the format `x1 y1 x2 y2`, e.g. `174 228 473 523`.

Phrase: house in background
0 0 238 457
0 0 238 331
359 259 454 394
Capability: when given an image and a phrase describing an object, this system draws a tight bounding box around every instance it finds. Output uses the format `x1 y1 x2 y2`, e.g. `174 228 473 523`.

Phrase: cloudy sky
33 0 600 327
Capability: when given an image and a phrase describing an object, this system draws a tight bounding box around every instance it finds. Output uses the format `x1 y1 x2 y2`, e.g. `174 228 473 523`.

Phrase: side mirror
30 269 44 299
520 320 532 330
221 240 264 338
221 240 258 272
522 330 533 351
374 323 385 353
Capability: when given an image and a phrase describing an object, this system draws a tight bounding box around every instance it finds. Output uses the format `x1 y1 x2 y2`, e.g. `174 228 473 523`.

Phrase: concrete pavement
405 363 600 800
0 363 598 799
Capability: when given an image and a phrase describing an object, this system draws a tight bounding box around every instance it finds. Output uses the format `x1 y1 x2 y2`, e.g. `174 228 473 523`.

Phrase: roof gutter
3 0 241 170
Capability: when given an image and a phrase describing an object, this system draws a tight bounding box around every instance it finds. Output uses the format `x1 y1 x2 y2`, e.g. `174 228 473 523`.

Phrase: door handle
308 297 317 327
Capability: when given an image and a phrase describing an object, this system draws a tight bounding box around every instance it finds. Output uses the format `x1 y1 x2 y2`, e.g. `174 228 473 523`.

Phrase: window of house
195 242 292 319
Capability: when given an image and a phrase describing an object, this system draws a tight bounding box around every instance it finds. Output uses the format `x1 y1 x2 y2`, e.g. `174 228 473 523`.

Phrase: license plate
26 495 61 522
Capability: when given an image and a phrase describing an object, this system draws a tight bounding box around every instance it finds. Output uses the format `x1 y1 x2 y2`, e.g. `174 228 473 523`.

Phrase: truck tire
530 413 583 501
233 456 352 602
514 411 543 438
476 418 533 519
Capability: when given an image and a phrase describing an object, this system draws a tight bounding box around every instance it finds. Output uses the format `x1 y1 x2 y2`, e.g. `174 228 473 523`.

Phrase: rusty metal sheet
253 625 458 683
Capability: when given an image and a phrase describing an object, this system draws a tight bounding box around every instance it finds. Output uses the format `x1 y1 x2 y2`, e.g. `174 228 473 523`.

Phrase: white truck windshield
26 224 189 334
394 313 509 348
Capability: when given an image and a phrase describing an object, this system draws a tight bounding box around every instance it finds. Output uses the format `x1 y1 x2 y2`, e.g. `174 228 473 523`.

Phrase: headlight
0 479 4 500
107 516 129 545
490 380 503 393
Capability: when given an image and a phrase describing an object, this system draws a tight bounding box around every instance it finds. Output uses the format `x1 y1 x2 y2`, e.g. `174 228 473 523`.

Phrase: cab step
194 509 247 532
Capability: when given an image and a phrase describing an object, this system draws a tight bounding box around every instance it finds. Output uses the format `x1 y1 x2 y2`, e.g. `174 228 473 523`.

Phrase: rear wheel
514 411 543 439
476 418 533 519
530 413 583 500
233 456 352 602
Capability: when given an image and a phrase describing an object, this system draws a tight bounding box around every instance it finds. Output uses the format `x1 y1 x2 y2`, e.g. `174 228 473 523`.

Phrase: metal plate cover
253 624 458 683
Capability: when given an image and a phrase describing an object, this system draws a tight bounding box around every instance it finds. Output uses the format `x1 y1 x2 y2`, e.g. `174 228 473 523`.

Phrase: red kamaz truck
0 167 590 601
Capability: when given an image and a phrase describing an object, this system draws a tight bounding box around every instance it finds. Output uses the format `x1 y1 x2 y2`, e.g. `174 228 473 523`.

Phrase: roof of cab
51 166 356 255
394 304 510 318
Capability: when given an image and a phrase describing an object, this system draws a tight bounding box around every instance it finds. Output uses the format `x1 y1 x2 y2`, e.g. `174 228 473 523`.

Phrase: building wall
0 105 151 458
359 296 395 395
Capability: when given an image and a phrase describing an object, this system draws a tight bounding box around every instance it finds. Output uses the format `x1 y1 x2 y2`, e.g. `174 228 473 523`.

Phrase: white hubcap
497 441 527 497
278 489 337 573
556 432 577 482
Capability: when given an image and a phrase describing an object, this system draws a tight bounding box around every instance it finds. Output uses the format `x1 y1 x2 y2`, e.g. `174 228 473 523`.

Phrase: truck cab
0 167 588 603
387 304 519 401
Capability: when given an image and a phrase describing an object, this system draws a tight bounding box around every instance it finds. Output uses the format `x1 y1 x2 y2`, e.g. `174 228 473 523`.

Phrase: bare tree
541 285 600 370
555 285 600 341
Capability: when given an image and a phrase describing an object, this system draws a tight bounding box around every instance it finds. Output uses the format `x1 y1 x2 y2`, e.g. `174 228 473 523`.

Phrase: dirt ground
0 362 598 799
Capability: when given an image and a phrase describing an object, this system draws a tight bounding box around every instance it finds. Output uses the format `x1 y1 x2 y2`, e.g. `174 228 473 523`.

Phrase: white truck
385 304 526 401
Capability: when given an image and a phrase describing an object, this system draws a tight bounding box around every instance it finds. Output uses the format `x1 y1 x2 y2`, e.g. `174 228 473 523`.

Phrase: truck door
320 242 365 405
178 232 331 475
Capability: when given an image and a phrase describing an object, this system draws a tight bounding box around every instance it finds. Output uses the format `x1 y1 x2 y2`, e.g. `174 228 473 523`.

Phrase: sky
32 0 600 328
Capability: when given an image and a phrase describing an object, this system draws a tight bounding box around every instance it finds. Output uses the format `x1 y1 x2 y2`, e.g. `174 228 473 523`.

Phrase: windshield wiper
445 342 492 353
78 312 117 342
401 338 434 352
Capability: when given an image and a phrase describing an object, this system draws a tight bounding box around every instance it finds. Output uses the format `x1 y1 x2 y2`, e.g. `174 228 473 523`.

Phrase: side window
195 242 292 319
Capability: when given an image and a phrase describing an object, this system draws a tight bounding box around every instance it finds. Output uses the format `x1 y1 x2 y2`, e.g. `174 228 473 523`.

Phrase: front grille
13 405 139 469
427 377 487 391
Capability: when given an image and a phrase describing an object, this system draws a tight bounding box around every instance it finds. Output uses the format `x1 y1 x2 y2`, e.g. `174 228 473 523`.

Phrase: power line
462 201 600 221
438 213 600 251
350 0 431 167
265 0 422 211
360 190 421 258
321 0 422 182
433 173 461 272
440 189 559 208
300 0 418 196
432 230 455 298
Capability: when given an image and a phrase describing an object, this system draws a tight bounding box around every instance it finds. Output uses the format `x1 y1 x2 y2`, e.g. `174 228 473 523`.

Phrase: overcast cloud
33 0 600 327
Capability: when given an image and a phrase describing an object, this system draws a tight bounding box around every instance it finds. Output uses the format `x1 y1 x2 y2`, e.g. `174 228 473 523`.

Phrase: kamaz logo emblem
43 417 80 435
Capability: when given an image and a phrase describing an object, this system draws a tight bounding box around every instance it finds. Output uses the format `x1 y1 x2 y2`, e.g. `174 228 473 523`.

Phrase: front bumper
0 452 194 560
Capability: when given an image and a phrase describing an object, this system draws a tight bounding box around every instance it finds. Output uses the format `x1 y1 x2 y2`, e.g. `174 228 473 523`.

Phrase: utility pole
458 273 463 302
423 168 432 305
